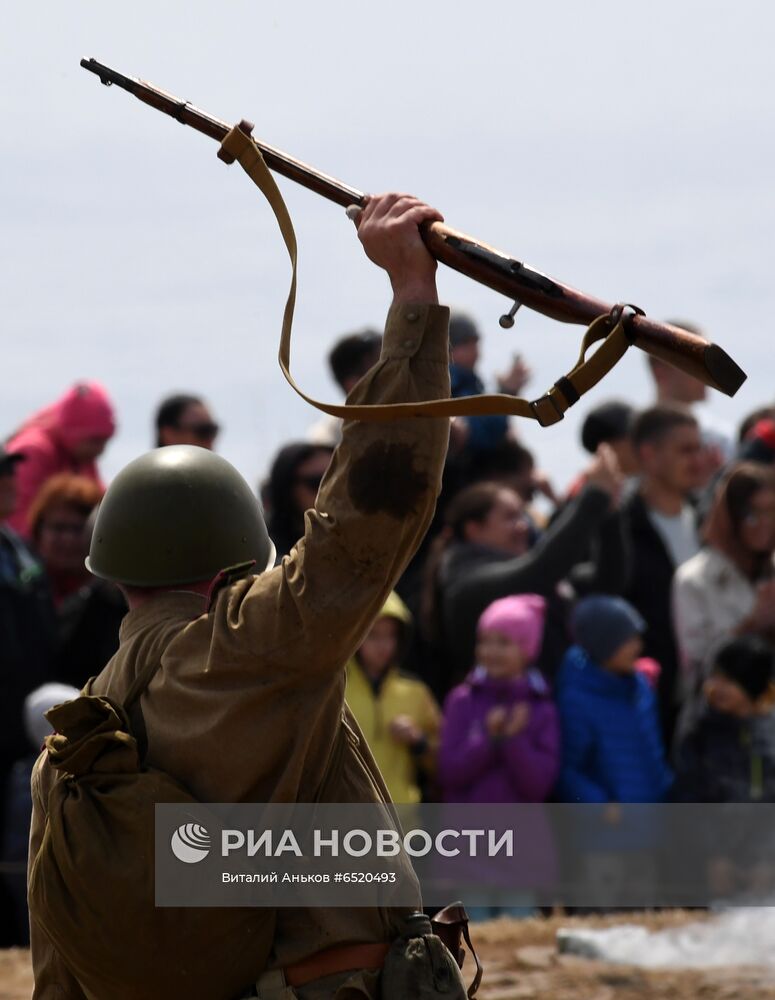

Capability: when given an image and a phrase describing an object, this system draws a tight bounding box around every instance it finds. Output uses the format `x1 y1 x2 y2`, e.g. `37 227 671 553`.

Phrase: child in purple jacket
439 593 560 804
438 594 560 917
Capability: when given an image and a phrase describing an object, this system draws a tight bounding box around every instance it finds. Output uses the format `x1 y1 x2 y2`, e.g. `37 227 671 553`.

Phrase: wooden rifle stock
80 58 746 398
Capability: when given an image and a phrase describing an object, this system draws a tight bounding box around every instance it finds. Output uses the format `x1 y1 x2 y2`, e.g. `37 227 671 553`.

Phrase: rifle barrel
79 58 747 398
80 59 365 207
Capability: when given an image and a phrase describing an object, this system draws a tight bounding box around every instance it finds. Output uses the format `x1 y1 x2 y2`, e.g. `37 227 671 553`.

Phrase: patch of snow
557 909 775 969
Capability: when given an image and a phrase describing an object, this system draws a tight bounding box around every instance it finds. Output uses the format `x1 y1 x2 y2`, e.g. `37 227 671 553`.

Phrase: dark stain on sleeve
347 442 428 519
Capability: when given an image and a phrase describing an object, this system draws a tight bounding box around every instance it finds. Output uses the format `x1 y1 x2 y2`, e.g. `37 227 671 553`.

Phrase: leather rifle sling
217 124 632 429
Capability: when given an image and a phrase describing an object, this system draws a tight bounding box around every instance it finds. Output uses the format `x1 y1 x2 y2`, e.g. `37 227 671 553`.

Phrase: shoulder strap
79 656 160 713
108 660 163 762
217 123 633 429
122 657 164 713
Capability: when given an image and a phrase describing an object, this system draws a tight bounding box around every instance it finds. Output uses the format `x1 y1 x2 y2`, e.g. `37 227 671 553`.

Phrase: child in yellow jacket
346 591 441 803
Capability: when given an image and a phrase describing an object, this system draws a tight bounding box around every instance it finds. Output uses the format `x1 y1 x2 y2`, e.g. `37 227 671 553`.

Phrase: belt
285 942 390 988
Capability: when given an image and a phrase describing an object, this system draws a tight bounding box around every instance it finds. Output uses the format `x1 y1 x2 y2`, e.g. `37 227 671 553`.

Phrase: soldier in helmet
29 193 453 998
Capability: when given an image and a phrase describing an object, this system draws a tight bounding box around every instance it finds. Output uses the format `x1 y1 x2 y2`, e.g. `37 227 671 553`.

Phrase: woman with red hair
27 474 125 687
27 475 105 606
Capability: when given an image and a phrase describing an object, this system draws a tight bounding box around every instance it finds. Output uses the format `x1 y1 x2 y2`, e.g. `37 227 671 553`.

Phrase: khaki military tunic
29 302 450 998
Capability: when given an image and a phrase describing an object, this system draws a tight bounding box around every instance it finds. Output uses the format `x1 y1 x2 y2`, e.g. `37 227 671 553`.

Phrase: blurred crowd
2 312 775 939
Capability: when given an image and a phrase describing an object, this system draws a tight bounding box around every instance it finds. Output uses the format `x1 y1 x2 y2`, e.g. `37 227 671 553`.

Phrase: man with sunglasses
154 393 220 449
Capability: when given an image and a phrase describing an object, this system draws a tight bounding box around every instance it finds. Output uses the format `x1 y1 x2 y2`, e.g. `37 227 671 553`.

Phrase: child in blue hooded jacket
556 595 672 804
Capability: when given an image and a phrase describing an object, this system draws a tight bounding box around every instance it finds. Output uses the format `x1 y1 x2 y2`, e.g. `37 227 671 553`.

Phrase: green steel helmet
86 446 276 586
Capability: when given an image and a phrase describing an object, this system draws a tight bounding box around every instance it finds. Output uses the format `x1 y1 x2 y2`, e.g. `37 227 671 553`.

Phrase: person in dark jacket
425 444 627 695
555 596 672 805
621 404 706 743
671 635 775 899
0 447 56 945
2 682 80 947
672 635 775 803
0 448 56 775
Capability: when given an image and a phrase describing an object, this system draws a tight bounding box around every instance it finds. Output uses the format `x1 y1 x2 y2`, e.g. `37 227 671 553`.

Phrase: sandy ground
0 948 31 1000
2 911 775 998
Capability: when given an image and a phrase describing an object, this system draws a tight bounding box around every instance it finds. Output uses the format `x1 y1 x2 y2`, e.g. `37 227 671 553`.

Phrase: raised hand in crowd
496 354 532 397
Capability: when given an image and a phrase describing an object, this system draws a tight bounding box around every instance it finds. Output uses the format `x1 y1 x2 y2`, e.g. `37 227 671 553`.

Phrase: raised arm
207 194 451 677
443 482 618 672
460 445 623 608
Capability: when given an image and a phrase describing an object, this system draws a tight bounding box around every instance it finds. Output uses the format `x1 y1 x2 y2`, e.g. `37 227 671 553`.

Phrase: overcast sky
2 1 773 491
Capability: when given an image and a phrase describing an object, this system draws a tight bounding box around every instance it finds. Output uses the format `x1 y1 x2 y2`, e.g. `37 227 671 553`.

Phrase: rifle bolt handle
499 300 522 329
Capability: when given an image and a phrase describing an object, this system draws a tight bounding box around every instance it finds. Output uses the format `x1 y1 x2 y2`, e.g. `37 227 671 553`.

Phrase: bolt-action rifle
80 58 746 411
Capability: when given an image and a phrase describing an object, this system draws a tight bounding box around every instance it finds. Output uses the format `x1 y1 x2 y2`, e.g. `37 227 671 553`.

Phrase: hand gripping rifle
80 58 746 427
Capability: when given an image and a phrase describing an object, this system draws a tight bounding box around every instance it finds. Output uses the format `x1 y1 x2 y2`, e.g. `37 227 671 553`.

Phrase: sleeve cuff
381 303 450 364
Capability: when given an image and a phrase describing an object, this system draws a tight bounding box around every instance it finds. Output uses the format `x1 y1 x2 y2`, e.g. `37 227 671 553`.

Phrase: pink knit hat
477 594 547 662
